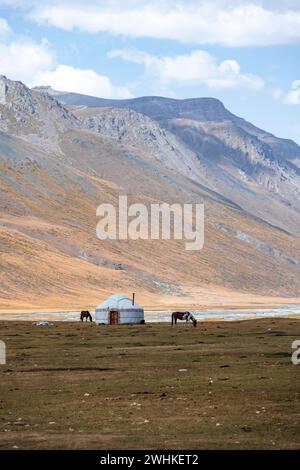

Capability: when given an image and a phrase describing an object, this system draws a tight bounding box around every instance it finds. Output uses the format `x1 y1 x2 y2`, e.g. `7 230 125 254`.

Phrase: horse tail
171 313 174 326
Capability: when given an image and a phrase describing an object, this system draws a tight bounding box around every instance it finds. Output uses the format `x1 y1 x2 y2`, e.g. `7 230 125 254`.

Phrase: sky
0 0 299 143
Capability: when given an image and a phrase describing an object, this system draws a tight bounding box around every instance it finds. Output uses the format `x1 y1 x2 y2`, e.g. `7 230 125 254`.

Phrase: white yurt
95 294 144 325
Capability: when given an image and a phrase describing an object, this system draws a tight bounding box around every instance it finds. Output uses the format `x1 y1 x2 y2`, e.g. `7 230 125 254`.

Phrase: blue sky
0 0 299 142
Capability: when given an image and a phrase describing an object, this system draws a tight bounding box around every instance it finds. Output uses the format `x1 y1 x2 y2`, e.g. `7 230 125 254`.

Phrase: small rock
241 426 252 432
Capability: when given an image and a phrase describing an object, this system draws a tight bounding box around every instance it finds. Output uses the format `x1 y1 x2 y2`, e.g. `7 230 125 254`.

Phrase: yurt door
109 309 119 324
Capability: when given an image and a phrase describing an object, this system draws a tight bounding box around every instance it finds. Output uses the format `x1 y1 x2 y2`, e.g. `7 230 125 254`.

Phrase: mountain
35 87 300 235
0 77 299 311
72 106 211 185
30 86 300 167
1 77 78 153
32 88 239 120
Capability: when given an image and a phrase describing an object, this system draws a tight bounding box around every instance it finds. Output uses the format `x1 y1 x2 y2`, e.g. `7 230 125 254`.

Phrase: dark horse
80 311 93 322
172 311 197 327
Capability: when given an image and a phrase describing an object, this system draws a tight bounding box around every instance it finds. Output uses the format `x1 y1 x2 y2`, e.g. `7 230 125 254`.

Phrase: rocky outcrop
0 76 79 152
74 106 205 180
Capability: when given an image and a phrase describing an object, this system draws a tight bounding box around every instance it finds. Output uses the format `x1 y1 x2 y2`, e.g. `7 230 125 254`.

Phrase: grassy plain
0 319 299 449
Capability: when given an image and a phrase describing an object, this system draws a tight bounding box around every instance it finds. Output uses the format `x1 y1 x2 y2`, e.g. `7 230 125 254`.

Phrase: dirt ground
0 319 299 449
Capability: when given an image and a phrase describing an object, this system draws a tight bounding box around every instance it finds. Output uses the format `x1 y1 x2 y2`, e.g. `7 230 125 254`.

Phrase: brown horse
80 311 93 322
172 311 197 327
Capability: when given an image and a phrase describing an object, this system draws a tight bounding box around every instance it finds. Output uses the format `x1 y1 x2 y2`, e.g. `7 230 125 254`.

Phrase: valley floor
1 293 300 318
0 319 299 449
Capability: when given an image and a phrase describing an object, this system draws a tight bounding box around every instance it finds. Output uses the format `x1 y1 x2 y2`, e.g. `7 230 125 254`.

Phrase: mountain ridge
32 85 300 150
34 85 300 235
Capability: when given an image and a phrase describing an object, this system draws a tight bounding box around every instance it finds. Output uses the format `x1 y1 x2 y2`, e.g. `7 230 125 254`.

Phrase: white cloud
0 31 131 98
0 39 55 83
27 1 300 47
283 80 300 105
108 48 264 91
0 17 11 35
33 64 132 98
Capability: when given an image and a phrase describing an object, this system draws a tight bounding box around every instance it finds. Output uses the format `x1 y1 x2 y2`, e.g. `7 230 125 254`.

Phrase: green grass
0 319 299 449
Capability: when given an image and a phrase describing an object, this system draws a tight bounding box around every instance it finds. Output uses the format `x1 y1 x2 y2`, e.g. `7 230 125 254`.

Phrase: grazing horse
172 311 197 327
80 311 93 322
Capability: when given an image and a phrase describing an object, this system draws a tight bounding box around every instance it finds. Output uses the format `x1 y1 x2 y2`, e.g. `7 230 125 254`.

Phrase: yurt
95 294 144 325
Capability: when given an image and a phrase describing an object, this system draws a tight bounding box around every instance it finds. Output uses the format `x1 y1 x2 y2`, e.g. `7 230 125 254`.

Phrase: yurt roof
96 294 143 311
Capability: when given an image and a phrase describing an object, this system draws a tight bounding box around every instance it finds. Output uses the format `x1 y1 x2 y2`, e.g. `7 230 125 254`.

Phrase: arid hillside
0 76 299 310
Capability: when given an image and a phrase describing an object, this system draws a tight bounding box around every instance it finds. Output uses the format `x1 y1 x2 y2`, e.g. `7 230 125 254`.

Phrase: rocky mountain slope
32 86 300 168
72 106 209 185
36 87 300 235
1 77 79 153
0 77 299 311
